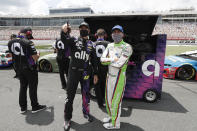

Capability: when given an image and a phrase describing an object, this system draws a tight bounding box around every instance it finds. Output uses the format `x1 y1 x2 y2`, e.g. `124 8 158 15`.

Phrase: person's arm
90 42 99 84
7 40 13 55
32 54 39 61
61 24 75 47
100 44 116 65
111 45 133 68
28 41 39 62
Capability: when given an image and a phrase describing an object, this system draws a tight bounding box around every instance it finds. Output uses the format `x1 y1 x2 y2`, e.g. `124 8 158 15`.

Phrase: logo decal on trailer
142 60 160 77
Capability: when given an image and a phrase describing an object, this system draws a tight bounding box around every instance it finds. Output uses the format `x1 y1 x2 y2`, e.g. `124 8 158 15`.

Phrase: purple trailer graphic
124 35 166 102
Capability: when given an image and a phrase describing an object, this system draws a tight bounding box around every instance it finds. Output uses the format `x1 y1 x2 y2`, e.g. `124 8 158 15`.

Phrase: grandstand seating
0 26 79 40
153 23 197 40
0 23 197 40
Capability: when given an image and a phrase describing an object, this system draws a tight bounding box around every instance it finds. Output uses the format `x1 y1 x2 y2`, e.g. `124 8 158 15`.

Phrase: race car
38 53 59 72
0 45 12 67
164 50 197 80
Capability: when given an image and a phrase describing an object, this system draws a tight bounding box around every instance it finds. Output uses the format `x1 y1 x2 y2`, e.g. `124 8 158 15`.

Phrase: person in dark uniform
61 22 98 131
8 27 46 114
94 29 109 108
10 34 17 40
10 34 18 78
55 38 70 89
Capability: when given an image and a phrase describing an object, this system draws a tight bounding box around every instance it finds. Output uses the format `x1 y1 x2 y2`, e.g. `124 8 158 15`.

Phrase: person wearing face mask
61 22 98 131
101 25 133 130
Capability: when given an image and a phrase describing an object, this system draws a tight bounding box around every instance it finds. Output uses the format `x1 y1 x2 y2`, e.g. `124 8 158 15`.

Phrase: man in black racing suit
61 22 98 131
8 27 46 114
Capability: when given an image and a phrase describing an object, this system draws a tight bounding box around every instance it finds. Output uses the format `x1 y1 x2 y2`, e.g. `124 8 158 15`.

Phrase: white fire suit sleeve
112 44 133 68
100 45 115 65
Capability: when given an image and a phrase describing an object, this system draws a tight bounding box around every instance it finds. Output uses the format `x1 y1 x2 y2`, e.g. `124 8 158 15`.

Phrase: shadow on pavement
121 106 132 117
70 117 144 131
90 97 133 117
91 91 187 116
78 87 187 114
122 92 188 113
25 106 54 125
0 66 13 70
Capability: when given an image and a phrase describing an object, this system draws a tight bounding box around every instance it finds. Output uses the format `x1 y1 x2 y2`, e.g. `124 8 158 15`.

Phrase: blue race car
164 50 197 80
0 45 12 67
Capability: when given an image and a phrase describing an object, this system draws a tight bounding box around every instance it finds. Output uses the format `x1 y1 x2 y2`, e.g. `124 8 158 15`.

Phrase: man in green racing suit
101 25 133 129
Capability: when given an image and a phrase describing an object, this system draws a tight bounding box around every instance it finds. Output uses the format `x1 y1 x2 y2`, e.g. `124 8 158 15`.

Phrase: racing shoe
62 84 67 90
13 75 19 79
83 114 94 122
103 122 120 130
102 117 111 123
63 120 71 131
32 105 47 113
20 107 27 114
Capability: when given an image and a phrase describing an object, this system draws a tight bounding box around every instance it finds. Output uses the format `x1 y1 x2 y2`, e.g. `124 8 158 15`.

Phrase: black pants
12 63 18 77
95 66 108 106
18 67 39 109
56 58 70 88
64 68 91 121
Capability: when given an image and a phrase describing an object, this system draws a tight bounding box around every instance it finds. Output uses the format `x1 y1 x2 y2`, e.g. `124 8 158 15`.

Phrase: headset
26 30 32 35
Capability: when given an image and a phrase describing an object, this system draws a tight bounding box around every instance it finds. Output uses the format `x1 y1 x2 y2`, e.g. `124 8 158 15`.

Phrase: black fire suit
94 38 109 107
61 31 98 121
55 38 70 89
8 38 39 110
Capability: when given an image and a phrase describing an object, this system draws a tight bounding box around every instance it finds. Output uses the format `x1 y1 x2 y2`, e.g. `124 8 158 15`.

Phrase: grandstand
0 26 79 40
153 23 197 40
0 7 197 41
153 8 197 41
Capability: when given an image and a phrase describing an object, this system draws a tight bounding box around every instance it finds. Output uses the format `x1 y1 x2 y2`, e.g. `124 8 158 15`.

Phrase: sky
0 0 197 15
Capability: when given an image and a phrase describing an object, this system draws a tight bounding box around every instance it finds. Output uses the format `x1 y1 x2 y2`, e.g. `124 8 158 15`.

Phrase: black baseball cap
79 22 89 29
19 27 34 39
20 27 32 33
10 34 17 39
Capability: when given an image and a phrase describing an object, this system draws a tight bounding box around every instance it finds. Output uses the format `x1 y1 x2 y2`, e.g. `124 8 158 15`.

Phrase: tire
39 60 53 72
143 89 158 103
176 65 195 80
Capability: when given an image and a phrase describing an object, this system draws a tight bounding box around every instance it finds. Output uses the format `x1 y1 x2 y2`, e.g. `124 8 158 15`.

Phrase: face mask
27 34 34 40
80 30 89 37
112 33 123 43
